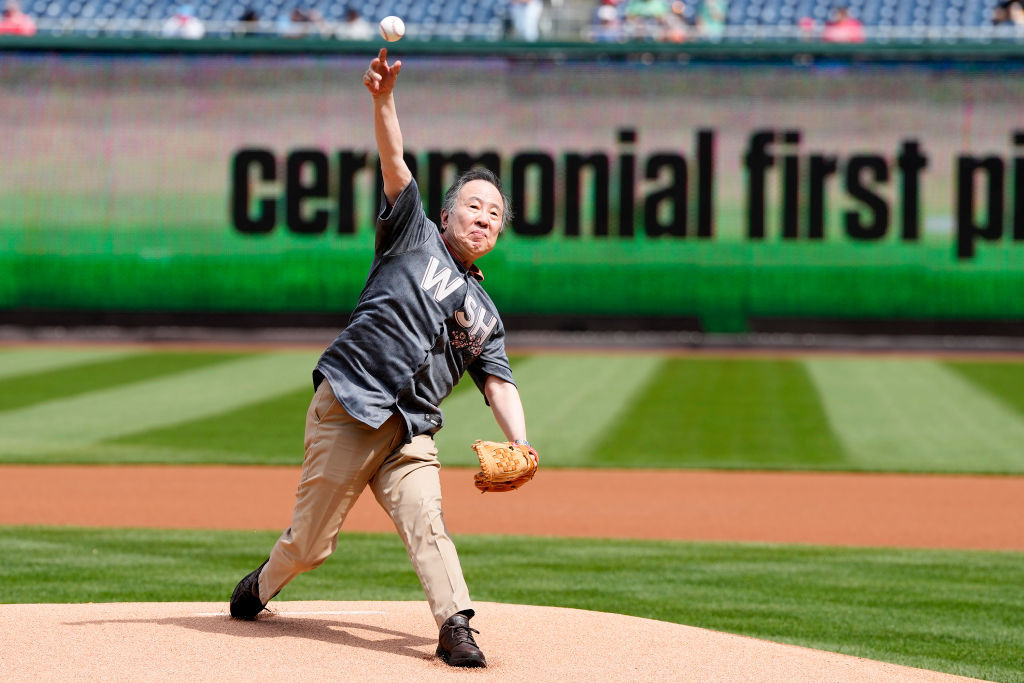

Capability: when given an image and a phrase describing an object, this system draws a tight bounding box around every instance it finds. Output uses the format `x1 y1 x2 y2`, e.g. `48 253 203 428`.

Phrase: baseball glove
471 440 538 493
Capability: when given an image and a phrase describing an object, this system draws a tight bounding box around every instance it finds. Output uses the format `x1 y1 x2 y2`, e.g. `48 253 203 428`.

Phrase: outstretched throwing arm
363 48 412 203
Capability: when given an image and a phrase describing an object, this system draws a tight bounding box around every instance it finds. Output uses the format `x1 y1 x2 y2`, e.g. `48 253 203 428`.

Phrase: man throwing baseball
229 48 537 669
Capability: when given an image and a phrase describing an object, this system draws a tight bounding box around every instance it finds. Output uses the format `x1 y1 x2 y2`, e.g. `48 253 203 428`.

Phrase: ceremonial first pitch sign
230 128 1024 260
2 50 1023 324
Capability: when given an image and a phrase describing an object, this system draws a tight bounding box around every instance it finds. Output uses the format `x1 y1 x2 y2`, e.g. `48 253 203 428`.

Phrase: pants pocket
310 382 338 424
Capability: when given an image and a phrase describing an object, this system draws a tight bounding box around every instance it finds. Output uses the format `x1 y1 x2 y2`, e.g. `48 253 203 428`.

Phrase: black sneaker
229 559 269 620
436 612 487 668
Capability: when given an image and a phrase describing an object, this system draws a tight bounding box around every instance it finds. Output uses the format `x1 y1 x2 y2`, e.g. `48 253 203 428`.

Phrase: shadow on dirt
66 611 437 661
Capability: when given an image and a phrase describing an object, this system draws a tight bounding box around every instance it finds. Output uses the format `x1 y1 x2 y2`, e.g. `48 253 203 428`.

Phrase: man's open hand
363 48 402 97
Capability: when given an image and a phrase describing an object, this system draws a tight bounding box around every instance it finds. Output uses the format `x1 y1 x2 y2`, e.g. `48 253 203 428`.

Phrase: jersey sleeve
375 178 435 256
467 326 515 398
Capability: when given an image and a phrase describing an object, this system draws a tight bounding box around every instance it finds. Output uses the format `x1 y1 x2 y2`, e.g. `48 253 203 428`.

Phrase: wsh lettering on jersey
455 295 497 341
418 256 497 359
451 294 497 359
420 256 465 302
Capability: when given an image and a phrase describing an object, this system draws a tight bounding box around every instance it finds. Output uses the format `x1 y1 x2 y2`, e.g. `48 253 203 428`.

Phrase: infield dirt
0 600 980 682
1 464 1021 549
3 464 1012 681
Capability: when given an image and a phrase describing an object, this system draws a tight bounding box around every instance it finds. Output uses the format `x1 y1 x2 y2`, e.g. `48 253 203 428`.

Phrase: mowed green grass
2 347 1024 472
4 347 1024 681
1 526 1021 682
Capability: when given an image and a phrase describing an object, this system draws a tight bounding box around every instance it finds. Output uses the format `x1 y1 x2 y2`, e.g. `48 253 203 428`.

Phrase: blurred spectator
993 0 1024 25
0 0 36 36
695 0 726 40
797 15 816 39
624 0 671 40
508 0 543 42
236 7 262 37
278 7 329 38
161 4 205 39
1009 0 1024 25
663 1 689 42
821 6 864 43
336 8 374 40
590 0 624 42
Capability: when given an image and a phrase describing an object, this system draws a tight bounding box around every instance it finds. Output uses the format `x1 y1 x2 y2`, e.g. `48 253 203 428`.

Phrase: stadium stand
9 0 1019 41
23 0 514 40
725 0 991 29
592 0 1011 42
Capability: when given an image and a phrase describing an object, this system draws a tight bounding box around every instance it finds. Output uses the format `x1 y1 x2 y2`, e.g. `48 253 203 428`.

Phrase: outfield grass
2 347 1024 473
0 526 1021 682
3 347 1023 680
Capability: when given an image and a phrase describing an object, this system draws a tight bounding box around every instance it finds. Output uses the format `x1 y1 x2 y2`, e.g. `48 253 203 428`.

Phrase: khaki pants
258 380 473 627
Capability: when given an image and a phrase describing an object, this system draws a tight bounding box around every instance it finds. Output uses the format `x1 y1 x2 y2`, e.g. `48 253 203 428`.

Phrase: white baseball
378 15 405 42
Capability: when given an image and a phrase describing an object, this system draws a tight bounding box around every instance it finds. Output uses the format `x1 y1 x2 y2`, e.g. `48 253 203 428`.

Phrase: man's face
441 179 504 265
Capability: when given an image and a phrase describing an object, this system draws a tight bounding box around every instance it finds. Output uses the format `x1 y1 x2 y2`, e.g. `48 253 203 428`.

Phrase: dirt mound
0 601 974 682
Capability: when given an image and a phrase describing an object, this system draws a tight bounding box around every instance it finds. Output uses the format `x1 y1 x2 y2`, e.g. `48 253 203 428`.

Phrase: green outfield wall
1 39 1023 331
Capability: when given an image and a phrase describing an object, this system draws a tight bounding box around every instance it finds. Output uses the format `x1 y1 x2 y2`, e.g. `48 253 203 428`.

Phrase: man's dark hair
441 168 514 234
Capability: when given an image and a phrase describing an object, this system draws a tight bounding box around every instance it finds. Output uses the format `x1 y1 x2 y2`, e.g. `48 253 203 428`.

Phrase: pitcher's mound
1 601 970 681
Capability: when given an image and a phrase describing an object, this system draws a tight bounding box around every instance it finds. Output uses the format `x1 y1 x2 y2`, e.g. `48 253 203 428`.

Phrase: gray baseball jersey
314 178 515 442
